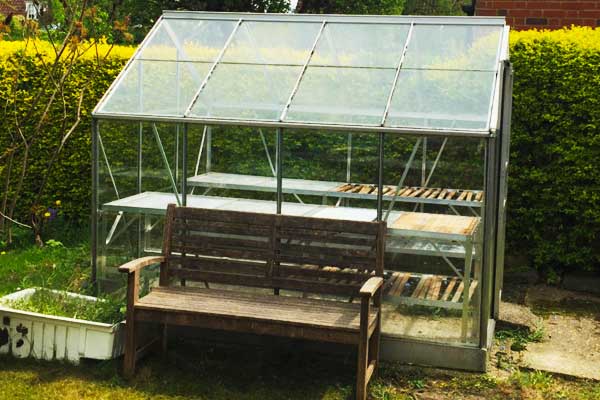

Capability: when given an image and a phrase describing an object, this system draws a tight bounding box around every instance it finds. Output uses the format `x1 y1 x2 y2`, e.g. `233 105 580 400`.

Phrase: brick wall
475 0 600 30
0 0 26 17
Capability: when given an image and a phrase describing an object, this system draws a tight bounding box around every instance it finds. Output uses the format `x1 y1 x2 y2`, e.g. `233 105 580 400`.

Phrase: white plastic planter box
0 288 124 364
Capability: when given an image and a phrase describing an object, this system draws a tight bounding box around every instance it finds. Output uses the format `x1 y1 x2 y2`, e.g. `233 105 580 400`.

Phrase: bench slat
137 287 377 333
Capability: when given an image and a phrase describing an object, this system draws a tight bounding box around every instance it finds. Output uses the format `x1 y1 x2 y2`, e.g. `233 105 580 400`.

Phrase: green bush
508 27 600 275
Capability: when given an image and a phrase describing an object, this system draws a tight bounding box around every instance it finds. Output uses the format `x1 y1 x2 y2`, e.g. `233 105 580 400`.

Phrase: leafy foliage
403 0 466 15
508 27 600 275
295 0 404 15
123 0 291 42
0 40 135 240
4 288 124 324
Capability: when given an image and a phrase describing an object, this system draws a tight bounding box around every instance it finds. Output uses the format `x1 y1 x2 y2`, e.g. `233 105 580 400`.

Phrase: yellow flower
44 212 51 218
55 200 61 206
0 251 6 255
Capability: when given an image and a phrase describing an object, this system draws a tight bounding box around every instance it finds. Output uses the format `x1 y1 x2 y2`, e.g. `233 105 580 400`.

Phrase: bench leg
123 315 138 379
160 324 168 357
356 332 369 400
369 314 381 371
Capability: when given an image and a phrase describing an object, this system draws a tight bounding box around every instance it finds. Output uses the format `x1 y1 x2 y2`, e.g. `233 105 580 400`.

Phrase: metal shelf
101 192 479 260
187 172 483 207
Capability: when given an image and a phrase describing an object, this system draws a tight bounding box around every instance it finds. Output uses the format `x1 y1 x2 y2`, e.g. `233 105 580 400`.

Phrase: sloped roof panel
94 11 508 136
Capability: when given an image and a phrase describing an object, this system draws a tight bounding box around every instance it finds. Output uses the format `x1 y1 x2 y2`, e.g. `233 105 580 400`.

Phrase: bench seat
135 286 379 344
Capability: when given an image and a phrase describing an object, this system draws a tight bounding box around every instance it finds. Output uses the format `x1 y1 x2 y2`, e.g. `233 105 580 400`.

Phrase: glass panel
221 21 321 65
189 64 301 120
385 70 496 130
138 19 237 62
285 67 395 125
402 25 502 71
100 60 210 116
311 23 410 68
381 135 485 346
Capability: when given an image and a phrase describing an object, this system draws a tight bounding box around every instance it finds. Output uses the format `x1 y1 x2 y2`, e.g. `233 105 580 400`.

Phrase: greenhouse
91 11 512 371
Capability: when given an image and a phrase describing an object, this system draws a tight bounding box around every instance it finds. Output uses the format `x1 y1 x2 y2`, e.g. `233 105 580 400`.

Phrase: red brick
527 1 562 9
475 0 600 29
476 9 498 16
509 9 536 17
544 10 568 17
580 10 600 17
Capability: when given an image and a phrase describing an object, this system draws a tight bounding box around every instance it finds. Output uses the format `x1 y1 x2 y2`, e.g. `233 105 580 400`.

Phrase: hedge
508 27 600 275
0 26 598 274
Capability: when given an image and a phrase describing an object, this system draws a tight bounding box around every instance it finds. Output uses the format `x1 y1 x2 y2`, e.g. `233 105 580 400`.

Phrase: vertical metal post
479 135 499 349
493 61 513 319
206 126 212 173
91 118 99 293
137 122 143 258
421 137 427 212
377 132 384 221
182 124 188 206
421 138 427 187
346 133 352 183
276 128 283 214
175 126 180 183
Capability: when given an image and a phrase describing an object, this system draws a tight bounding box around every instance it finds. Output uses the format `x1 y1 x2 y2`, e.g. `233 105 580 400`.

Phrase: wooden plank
416 276 433 299
401 188 415 197
421 188 434 198
427 189 441 199
395 273 411 296
359 185 374 194
277 242 376 260
451 282 465 303
276 252 375 270
457 191 467 201
437 189 448 199
172 219 272 237
468 280 478 300
466 191 474 202
391 212 480 236
428 276 443 300
395 187 409 196
408 188 425 198
278 214 382 236
440 277 458 301
411 275 428 298
445 191 456 200
279 265 370 282
174 206 275 225
475 192 483 202
336 183 353 192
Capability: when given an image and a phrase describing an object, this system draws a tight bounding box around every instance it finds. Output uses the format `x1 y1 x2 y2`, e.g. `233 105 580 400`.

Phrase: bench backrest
160 204 385 297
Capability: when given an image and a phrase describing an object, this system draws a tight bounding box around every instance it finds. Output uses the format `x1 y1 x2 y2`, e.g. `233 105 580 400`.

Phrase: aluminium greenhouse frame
91 11 513 371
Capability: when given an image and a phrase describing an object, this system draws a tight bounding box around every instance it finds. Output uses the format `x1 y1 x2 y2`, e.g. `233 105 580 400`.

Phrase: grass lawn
1 346 599 400
1 239 599 399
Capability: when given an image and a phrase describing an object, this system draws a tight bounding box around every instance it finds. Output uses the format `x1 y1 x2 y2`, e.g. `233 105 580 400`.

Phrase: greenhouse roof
93 11 509 136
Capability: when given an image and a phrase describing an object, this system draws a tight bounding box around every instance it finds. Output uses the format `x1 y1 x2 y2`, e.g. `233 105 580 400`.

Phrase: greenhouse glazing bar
91 113 494 138
162 11 505 26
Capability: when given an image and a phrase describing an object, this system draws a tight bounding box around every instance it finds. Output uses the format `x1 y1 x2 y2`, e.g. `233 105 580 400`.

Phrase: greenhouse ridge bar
92 11 512 371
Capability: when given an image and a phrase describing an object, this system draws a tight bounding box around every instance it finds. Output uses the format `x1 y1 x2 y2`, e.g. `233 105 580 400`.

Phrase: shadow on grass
0 335 359 400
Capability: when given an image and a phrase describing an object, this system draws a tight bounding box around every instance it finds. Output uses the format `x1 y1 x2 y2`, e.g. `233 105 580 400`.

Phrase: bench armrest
118 256 165 274
359 277 384 297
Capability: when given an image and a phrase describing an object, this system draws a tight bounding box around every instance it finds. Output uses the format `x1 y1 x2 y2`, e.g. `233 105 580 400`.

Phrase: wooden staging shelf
384 272 478 310
187 172 483 208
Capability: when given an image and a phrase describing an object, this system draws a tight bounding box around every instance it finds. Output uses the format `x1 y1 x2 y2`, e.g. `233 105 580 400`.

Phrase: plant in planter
0 288 125 363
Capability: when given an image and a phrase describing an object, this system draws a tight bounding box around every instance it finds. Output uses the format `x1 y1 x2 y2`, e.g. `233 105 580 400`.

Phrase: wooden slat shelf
383 271 478 310
186 172 483 208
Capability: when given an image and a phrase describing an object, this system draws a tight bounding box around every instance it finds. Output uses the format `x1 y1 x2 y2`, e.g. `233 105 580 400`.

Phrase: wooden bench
119 204 386 400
